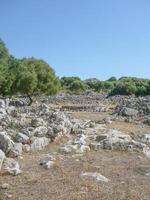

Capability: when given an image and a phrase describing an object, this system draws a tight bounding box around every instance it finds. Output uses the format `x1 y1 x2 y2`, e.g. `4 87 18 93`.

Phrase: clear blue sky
0 0 150 80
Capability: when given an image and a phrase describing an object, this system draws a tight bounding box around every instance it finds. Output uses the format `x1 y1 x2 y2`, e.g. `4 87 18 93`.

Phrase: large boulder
22 144 31 152
0 149 6 170
8 143 23 158
49 112 72 130
2 158 21 175
0 132 14 155
30 137 50 151
31 118 46 127
33 126 48 137
95 129 133 151
14 132 30 144
21 127 35 137
90 129 150 157
140 134 150 146
120 107 138 117
47 111 73 140
37 104 50 115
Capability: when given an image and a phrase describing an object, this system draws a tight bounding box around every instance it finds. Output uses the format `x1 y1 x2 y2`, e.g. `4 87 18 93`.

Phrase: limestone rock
39 154 55 169
15 132 30 144
33 126 48 137
0 132 14 155
8 143 22 158
22 144 31 152
81 172 110 182
3 158 21 176
0 149 6 170
1 183 10 189
30 137 50 151
121 107 138 117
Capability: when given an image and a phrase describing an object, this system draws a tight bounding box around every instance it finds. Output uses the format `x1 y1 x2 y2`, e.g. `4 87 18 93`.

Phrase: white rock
0 149 6 170
81 172 110 182
76 145 90 154
31 118 46 127
33 126 48 137
59 144 78 154
0 132 14 155
3 158 21 176
96 129 133 151
8 143 23 158
140 134 150 145
6 194 12 198
143 146 150 158
15 132 30 144
74 134 87 145
39 154 55 169
30 137 50 151
103 117 112 124
1 183 10 189
22 144 31 152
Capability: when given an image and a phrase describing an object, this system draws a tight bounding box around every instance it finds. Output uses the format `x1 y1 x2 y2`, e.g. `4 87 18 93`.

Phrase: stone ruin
1 94 150 176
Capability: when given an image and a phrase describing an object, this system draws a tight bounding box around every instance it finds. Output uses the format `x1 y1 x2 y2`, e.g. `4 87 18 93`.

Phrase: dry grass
0 147 150 200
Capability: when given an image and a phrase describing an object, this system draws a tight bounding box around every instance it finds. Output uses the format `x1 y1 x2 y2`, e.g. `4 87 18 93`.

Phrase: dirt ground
0 112 150 200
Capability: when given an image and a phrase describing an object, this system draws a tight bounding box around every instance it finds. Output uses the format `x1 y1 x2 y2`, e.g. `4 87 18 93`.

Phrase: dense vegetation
0 38 150 96
0 39 61 96
61 76 150 96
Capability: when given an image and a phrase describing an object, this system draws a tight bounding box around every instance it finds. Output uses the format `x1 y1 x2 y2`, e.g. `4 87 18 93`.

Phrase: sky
0 0 150 80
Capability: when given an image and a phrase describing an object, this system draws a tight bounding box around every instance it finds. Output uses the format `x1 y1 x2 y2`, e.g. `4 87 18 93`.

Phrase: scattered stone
1 183 10 189
59 145 78 154
39 154 55 169
103 117 112 124
76 145 90 154
81 172 110 182
5 193 12 198
90 142 103 151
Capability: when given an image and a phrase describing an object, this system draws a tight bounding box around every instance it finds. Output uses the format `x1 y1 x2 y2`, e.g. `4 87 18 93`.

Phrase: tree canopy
0 39 61 96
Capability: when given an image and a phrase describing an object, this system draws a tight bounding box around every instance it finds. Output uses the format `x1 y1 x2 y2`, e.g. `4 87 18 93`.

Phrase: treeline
60 76 150 96
0 39 61 96
0 38 150 97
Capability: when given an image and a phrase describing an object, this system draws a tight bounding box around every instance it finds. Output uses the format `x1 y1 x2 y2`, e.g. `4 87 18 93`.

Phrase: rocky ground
0 93 150 200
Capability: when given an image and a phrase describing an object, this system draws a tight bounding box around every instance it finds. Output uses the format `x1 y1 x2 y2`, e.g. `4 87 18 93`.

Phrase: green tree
21 58 61 94
69 80 87 91
107 76 117 82
0 38 9 66
0 39 11 95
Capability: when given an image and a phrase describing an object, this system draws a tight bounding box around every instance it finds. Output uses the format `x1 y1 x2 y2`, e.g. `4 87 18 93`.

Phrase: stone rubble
113 95 150 124
0 95 150 176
